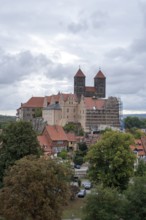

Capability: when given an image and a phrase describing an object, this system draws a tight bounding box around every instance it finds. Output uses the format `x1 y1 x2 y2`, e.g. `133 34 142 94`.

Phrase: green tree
34 108 42 118
73 142 88 166
127 127 143 139
0 121 42 187
83 185 124 220
73 150 84 165
0 156 71 220
135 159 146 176
63 122 84 135
57 149 68 160
86 130 135 191
124 116 146 129
123 176 146 220
78 142 88 156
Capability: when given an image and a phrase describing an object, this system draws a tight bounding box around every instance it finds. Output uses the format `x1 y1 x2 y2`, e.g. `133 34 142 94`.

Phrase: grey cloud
105 47 134 61
67 9 108 34
130 38 146 54
0 50 52 84
90 10 108 29
68 21 88 33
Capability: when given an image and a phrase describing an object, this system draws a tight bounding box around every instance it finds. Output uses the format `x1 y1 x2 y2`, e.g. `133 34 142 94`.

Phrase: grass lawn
62 196 87 219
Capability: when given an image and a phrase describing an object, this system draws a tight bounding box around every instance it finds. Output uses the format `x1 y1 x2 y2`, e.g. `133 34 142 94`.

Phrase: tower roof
94 70 105 79
74 68 85 77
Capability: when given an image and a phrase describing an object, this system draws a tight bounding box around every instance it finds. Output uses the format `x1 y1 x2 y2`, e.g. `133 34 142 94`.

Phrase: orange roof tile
94 70 105 79
46 125 68 141
74 68 85 77
22 97 44 108
84 97 105 109
130 139 146 157
66 133 76 142
37 135 52 154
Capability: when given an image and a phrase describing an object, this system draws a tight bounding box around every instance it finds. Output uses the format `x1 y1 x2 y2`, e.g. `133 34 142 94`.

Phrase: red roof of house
130 139 146 157
84 97 105 109
46 125 68 141
94 70 105 79
74 68 85 77
66 133 76 142
22 97 44 108
45 93 77 104
85 86 96 92
37 135 52 154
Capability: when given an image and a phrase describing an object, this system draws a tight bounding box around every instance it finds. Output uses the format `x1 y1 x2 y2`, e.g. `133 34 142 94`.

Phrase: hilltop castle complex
17 68 121 132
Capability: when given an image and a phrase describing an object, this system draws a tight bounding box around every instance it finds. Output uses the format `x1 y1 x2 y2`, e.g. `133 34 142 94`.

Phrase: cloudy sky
0 0 146 116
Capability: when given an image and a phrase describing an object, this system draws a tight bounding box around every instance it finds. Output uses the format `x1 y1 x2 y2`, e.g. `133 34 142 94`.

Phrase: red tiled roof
85 87 96 92
46 125 68 141
94 70 105 79
66 133 76 142
74 68 85 77
37 135 52 154
130 139 146 157
84 97 105 109
45 96 51 103
61 93 78 102
22 97 44 108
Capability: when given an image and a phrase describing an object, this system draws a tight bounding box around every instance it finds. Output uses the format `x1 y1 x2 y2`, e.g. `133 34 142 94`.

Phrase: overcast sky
0 0 146 116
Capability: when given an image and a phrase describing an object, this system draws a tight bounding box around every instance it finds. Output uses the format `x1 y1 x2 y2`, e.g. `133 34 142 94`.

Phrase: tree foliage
124 116 146 129
63 122 84 135
86 130 135 191
127 127 143 139
122 176 146 220
73 142 88 165
34 108 42 118
135 159 146 176
83 176 146 220
0 156 71 220
57 149 68 160
0 121 42 187
83 185 123 220
78 142 88 156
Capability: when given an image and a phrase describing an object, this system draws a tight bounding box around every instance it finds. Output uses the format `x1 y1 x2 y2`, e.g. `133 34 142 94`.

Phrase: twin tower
74 68 106 99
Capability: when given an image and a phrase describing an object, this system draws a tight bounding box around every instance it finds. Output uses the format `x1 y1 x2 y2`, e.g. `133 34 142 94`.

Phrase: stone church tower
94 70 106 98
74 68 85 98
74 68 106 99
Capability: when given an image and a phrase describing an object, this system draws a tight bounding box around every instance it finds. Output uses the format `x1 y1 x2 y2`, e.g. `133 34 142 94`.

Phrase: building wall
77 96 120 132
43 109 62 125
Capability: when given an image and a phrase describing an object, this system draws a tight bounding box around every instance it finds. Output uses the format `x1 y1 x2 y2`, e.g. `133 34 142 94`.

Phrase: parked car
77 189 86 198
84 182 92 190
74 164 81 169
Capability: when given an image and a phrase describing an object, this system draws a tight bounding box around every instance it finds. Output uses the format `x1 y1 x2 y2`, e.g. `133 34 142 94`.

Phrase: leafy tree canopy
127 127 144 139
78 142 88 154
0 121 42 187
83 185 124 220
123 175 146 220
124 116 146 129
0 156 71 220
86 130 135 191
83 176 146 220
57 149 68 160
135 159 146 176
34 108 42 118
63 122 84 136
